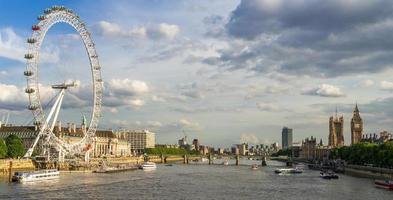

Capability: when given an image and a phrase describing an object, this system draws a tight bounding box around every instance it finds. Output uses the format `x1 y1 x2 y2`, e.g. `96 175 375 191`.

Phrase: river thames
1 160 392 199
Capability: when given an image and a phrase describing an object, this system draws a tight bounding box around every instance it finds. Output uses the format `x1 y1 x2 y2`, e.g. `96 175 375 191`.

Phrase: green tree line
0 134 26 159
271 148 292 157
330 142 393 168
145 147 200 155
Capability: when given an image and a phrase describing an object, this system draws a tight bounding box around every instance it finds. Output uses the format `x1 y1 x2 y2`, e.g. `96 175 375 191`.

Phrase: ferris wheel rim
24 6 103 155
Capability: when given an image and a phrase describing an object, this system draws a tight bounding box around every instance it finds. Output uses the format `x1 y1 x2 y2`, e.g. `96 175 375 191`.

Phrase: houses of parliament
328 104 363 147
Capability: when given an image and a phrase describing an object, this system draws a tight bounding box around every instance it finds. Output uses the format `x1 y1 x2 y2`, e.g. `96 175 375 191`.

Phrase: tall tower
351 103 363 145
329 108 344 147
282 127 293 149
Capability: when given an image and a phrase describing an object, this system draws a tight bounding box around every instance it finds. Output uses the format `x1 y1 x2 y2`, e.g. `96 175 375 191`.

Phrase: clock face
355 124 360 128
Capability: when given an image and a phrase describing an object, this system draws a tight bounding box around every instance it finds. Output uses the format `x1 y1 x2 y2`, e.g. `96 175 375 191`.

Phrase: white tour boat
141 162 157 171
274 168 303 174
251 164 258 170
12 169 60 183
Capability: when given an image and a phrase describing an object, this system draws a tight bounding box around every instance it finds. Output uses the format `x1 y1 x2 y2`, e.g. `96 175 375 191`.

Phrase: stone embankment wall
341 165 393 179
0 159 35 176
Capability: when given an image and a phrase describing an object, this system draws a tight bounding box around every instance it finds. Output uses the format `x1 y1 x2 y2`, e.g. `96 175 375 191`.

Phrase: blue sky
2 0 393 148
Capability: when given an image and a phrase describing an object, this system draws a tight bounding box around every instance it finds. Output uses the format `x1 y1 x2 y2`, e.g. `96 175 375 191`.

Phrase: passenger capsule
32 25 40 31
24 54 34 59
28 105 38 110
25 88 35 94
44 8 52 14
37 15 46 21
27 38 36 44
24 70 34 76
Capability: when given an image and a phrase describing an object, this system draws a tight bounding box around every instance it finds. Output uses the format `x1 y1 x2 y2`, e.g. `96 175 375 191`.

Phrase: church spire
82 115 87 126
354 102 359 112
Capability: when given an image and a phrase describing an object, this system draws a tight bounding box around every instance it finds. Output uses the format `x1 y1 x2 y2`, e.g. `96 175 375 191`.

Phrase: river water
1 160 392 200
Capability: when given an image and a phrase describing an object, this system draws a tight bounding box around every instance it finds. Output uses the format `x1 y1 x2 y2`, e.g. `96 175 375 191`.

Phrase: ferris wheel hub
51 81 78 89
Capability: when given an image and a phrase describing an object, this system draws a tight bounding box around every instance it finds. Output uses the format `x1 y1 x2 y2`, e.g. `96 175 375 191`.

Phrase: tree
333 142 393 168
0 138 7 159
5 135 25 158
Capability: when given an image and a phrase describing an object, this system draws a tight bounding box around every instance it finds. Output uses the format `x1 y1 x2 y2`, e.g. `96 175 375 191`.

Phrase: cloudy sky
2 0 393 147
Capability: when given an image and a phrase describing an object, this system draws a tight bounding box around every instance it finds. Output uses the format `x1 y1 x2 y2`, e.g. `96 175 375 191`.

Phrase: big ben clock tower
351 103 363 145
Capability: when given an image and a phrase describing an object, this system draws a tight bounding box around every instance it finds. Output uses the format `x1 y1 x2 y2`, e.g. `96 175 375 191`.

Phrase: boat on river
375 179 393 190
251 164 258 170
93 160 138 173
12 169 60 183
93 164 138 173
141 162 157 171
275 168 303 174
320 171 339 179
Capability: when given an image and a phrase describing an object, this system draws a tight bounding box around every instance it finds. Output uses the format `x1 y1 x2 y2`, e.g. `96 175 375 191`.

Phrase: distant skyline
2 0 393 147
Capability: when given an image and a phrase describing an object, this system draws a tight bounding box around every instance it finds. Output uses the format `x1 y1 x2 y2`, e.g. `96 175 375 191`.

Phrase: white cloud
146 121 163 127
128 99 145 107
95 21 179 40
104 79 150 108
381 80 393 91
152 95 166 102
256 102 280 112
240 133 260 144
0 28 59 63
150 23 180 40
178 119 201 129
111 119 128 127
0 84 27 108
302 84 345 97
246 84 289 99
364 79 374 87
108 79 149 96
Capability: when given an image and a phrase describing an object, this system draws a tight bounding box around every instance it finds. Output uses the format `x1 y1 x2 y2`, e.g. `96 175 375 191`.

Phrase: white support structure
23 6 103 161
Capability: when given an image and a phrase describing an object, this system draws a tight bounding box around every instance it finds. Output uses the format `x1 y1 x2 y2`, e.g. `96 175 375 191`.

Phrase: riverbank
339 165 393 180
0 155 194 176
270 157 393 180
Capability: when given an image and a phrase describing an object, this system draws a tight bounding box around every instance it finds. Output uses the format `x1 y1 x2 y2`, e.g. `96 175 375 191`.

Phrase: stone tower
329 109 344 147
351 103 363 145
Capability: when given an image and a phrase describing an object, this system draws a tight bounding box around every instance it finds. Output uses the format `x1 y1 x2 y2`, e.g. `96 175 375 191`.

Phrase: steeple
82 115 87 126
354 102 359 113
81 115 87 134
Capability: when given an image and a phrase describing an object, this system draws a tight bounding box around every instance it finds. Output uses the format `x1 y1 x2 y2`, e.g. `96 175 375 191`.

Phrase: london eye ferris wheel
23 6 103 160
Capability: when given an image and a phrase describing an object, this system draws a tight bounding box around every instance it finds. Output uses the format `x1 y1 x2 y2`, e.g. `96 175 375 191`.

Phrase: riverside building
118 130 156 155
0 118 131 158
300 137 331 161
